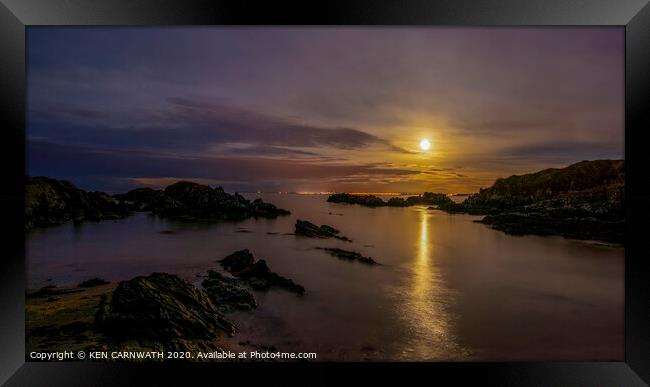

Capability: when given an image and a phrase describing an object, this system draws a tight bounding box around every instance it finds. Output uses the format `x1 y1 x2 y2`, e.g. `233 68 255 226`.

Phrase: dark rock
77 278 110 288
327 192 455 209
465 159 624 210
386 197 409 207
327 193 386 207
477 212 624 244
316 247 379 265
25 176 130 229
220 249 256 272
219 250 305 295
99 273 237 341
294 220 351 241
113 187 170 212
460 160 625 243
202 270 257 312
126 181 291 222
405 192 457 208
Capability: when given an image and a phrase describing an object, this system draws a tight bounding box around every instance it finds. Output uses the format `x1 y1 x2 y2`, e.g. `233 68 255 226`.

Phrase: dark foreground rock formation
202 270 257 312
115 181 290 222
27 273 238 358
98 273 237 341
219 250 305 294
316 247 379 265
294 220 351 241
26 176 130 229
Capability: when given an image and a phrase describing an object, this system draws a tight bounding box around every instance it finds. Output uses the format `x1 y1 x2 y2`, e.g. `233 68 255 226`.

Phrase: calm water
27 194 624 361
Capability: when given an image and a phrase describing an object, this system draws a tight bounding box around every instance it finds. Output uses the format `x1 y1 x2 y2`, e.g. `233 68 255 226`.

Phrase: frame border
1 1 649 385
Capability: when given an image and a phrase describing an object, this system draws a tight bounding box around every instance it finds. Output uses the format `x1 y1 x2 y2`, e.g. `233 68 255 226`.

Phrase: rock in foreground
316 247 379 265
219 250 305 294
99 273 237 341
202 270 257 312
294 220 351 241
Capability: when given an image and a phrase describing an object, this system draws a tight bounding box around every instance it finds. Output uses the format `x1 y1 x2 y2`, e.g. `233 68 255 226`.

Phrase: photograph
25 26 624 362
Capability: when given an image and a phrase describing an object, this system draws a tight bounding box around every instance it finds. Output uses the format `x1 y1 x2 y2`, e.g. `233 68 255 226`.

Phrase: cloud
27 140 418 192
28 96 412 156
499 141 623 162
165 97 413 153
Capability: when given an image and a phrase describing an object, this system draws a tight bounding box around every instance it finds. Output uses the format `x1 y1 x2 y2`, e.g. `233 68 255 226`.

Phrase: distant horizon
27 27 624 194
28 157 624 196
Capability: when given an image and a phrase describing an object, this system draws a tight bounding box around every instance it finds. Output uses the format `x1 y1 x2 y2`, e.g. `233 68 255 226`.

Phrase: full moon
419 138 431 150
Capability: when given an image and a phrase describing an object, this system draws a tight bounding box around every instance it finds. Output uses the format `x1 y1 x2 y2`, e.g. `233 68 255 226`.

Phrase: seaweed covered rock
294 220 351 241
219 250 305 294
26 176 130 229
316 247 379 265
202 270 257 312
100 273 236 341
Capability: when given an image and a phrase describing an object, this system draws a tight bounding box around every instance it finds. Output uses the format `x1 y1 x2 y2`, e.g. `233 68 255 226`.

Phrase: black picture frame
1 0 649 385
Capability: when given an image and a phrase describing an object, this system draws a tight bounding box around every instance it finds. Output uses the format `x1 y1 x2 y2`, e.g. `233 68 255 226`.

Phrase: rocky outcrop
327 193 386 207
112 187 170 211
219 250 305 295
316 247 379 265
99 273 237 341
202 270 257 312
327 192 455 209
115 181 290 222
294 220 351 241
463 159 624 211
27 177 290 228
25 176 130 229
27 274 232 359
326 160 625 244
461 160 625 243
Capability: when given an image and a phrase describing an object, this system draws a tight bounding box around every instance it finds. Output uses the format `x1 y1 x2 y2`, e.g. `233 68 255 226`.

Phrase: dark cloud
165 97 412 152
28 96 411 156
28 141 418 193
216 145 320 157
500 141 623 162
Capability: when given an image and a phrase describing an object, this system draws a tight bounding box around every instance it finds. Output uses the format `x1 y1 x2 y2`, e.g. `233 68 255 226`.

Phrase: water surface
27 194 623 361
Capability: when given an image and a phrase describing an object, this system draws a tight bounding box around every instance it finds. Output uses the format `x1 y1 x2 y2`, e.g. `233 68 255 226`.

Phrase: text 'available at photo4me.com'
29 350 318 361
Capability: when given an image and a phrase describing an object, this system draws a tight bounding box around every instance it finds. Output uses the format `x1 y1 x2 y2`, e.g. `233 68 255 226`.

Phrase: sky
27 27 624 194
